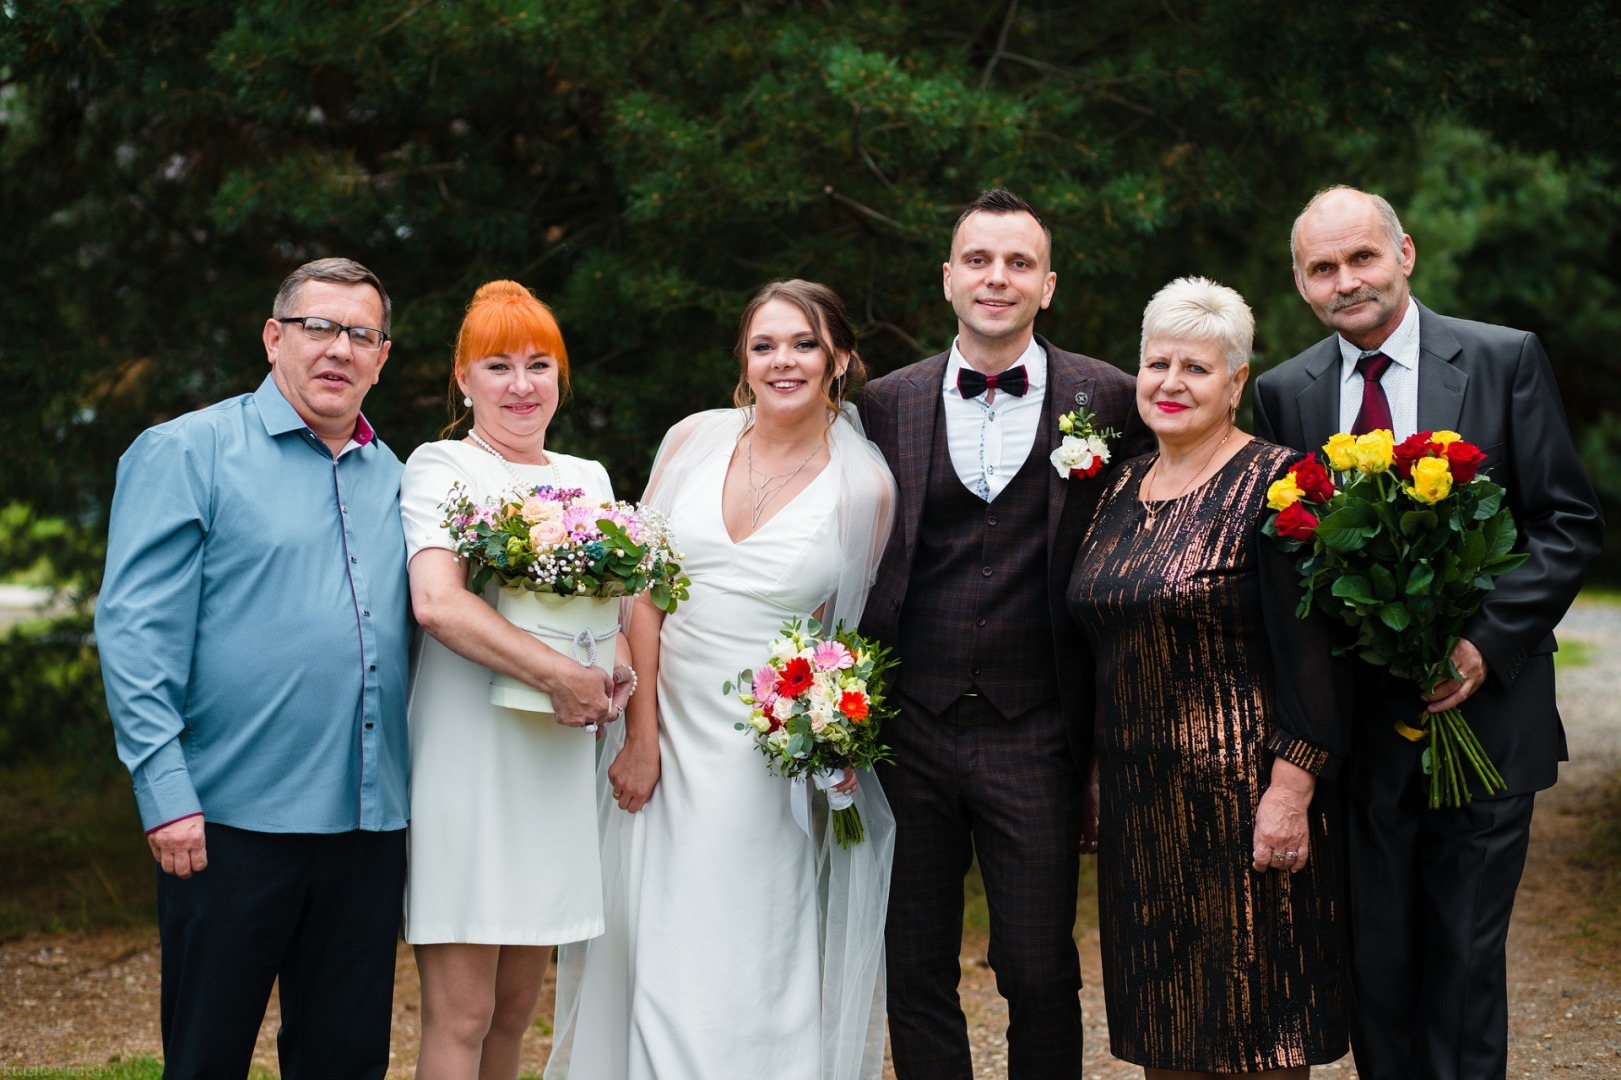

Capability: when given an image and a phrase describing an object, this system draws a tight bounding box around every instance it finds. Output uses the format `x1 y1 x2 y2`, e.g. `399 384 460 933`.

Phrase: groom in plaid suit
859 189 1149 1079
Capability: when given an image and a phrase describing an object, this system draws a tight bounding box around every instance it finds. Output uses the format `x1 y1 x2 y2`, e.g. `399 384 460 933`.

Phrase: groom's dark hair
950 188 1052 259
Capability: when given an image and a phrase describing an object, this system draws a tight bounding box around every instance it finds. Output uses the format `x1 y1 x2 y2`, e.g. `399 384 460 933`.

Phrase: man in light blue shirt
97 257 412 1079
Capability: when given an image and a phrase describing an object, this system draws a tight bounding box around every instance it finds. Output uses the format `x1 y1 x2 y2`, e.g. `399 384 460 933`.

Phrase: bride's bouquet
724 618 895 847
442 483 689 714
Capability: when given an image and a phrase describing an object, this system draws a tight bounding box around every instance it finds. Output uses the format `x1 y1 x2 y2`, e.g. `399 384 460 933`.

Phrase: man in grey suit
1253 186 1604 1080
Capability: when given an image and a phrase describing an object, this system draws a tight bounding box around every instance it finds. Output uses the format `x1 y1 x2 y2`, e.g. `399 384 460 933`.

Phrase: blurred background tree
0 0 1616 930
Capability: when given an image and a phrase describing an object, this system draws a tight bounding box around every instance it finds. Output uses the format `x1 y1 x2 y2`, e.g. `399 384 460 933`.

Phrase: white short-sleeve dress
399 439 614 945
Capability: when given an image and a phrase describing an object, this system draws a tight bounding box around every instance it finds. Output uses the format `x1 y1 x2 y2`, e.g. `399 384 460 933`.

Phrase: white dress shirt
942 336 1047 502
1338 298 1421 440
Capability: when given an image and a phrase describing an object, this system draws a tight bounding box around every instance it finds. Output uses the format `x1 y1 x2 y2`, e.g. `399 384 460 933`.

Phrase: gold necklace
1140 428 1232 531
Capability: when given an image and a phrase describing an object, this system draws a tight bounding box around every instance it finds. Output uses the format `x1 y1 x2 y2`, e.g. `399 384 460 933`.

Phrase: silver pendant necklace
745 432 823 528
467 428 562 492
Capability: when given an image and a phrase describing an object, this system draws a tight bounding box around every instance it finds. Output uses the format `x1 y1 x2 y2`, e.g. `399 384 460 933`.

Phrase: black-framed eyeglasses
279 316 390 352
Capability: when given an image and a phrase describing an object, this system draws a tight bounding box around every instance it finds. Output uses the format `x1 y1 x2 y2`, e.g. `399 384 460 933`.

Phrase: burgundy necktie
1351 352 1393 435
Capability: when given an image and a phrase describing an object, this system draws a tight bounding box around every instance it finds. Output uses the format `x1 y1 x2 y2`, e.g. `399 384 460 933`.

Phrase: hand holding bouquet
724 618 895 847
1262 429 1527 808
443 482 690 716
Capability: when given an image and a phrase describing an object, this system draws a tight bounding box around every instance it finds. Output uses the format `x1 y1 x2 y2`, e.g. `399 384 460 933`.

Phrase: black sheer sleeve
1257 486 1353 780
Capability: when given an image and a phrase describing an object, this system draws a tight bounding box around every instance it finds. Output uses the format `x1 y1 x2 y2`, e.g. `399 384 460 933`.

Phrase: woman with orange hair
398 281 632 1080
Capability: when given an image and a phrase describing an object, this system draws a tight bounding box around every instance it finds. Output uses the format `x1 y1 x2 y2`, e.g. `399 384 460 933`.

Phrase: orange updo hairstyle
443 280 570 435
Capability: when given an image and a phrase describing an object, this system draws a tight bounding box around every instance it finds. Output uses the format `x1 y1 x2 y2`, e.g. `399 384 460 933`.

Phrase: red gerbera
840 691 870 722
775 657 814 698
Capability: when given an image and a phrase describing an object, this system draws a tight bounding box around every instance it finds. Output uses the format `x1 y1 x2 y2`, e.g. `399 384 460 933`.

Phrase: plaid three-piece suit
857 335 1149 1080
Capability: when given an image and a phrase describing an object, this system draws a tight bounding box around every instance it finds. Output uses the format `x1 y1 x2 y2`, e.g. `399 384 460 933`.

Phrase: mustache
1328 287 1379 313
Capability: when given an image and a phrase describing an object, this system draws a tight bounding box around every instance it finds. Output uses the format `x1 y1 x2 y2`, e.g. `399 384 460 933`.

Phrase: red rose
1069 459 1104 480
1274 500 1320 541
1393 432 1437 480
1288 456 1337 503
1444 440 1487 483
775 657 814 698
839 691 869 723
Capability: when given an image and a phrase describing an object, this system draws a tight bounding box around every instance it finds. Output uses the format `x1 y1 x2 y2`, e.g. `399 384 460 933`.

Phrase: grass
1554 636 1594 672
0 761 155 937
0 1061 164 1080
0 1062 276 1080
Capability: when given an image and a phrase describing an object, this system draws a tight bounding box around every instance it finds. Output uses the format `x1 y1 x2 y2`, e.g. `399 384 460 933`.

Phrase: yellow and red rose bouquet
724 618 895 847
1262 430 1527 808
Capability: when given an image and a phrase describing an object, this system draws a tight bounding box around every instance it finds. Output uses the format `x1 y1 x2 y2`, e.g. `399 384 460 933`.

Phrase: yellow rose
1266 474 1304 511
1353 429 1395 473
1406 456 1454 504
1323 432 1359 472
1430 430 1462 447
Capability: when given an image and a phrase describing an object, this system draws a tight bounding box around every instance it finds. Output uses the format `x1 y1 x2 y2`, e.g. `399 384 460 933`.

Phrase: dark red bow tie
957 364 1029 399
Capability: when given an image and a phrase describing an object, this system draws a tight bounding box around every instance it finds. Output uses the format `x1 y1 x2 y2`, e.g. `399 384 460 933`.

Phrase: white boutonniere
1050 407 1119 480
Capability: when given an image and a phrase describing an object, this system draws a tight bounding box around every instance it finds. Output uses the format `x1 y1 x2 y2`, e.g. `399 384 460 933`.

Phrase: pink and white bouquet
724 618 895 847
441 483 689 611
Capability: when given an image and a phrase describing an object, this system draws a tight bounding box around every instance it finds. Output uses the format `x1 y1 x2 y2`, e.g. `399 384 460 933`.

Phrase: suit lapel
1294 337 1344 450
1042 340 1090 555
896 354 949 559
1414 300 1467 433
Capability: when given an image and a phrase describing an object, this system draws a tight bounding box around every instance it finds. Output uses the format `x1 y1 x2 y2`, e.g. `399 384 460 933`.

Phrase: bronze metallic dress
1067 439 1349 1072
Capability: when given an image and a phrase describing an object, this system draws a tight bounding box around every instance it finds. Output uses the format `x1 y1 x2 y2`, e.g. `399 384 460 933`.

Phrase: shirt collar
253 372 376 452
944 335 1048 398
1339 296 1421 381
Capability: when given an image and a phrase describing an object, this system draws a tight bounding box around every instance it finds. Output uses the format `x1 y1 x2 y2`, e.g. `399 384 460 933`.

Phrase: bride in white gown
546 281 898 1080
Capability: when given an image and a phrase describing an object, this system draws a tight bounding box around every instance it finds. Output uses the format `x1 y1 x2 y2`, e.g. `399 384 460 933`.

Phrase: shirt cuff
144 811 204 836
1266 728 1340 780
133 756 203 833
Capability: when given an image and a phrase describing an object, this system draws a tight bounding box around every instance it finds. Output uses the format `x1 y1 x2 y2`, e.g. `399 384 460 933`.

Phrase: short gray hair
1289 185 1407 273
1139 276 1254 375
272 257 392 333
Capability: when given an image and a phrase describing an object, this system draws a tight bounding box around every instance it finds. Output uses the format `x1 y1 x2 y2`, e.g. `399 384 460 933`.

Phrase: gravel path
2 602 1618 1076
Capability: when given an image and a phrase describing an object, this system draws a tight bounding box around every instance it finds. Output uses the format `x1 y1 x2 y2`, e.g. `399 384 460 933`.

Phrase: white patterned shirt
1337 297 1421 441
942 336 1047 502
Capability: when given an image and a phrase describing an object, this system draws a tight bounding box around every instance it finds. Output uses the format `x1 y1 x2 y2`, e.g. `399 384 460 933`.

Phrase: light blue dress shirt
97 374 412 834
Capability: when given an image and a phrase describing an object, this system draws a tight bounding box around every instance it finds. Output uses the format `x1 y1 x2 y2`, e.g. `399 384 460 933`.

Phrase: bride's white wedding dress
546 408 896 1080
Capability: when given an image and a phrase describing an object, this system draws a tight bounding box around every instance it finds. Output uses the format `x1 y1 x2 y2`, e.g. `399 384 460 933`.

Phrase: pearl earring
463 396 473 407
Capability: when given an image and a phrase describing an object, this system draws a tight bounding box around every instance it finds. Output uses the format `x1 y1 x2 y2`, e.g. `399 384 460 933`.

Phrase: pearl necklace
467 429 562 493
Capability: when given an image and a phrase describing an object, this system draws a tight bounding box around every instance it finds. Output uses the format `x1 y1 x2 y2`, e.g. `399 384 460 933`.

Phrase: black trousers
156 823 407 1080
877 694 1084 1080
1346 715 1535 1080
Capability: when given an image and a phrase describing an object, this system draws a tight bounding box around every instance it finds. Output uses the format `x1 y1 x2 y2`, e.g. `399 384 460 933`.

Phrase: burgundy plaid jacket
856 335 1150 767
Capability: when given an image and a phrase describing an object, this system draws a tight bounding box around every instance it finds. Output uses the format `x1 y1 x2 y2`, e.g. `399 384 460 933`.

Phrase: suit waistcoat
895 385 1058 718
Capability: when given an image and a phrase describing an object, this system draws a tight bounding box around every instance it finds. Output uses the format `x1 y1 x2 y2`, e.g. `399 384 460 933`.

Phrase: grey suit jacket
1253 300 1605 795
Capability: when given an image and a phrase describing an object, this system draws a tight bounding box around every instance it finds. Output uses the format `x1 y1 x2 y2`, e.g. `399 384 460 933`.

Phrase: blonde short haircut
1139 276 1255 376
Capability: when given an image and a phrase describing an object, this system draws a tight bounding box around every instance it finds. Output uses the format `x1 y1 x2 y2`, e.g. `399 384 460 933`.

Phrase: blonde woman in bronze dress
1067 277 1349 1078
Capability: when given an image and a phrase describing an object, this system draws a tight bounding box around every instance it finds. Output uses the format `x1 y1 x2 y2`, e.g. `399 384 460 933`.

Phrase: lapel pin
1074 392 1089 406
